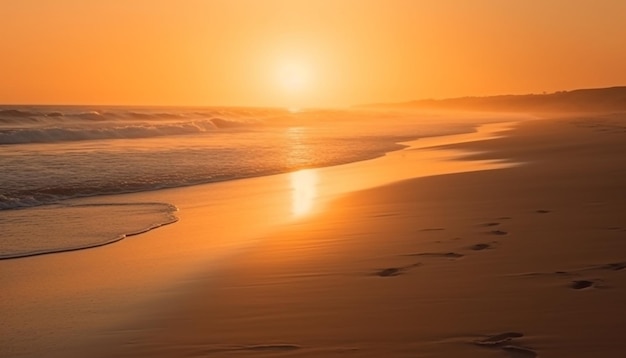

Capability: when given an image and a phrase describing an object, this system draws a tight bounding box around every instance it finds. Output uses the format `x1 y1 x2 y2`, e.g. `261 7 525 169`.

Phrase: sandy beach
4 2 626 357
3 113 626 357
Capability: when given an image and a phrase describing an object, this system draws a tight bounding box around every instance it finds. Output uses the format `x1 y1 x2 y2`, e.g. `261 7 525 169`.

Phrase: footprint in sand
535 209 551 214
378 253 463 277
374 263 421 277
514 270 610 290
570 280 596 290
470 243 492 251
489 230 508 236
482 222 501 227
375 267 403 277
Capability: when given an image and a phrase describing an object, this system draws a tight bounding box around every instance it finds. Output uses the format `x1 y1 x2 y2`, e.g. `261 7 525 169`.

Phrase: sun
277 62 311 93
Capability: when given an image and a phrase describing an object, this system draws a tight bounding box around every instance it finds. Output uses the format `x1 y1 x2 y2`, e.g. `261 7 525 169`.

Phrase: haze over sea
0 106 508 259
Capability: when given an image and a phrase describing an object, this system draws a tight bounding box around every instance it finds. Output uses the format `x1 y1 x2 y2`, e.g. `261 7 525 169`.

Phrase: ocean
0 105 497 259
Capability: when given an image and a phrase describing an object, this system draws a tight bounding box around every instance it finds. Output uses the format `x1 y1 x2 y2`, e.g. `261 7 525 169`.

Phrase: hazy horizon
1 84 625 109
2 1 626 108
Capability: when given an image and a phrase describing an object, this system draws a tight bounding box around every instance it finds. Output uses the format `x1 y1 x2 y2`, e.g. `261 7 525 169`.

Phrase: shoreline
1 119 519 358
6 113 626 357
0 107 520 212
1 120 518 260
0 203 179 260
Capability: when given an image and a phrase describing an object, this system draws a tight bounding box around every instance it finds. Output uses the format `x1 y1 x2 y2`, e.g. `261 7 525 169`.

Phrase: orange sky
2 0 625 108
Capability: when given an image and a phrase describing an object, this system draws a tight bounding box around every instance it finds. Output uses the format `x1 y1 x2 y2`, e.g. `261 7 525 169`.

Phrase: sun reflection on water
290 169 318 217
284 126 312 169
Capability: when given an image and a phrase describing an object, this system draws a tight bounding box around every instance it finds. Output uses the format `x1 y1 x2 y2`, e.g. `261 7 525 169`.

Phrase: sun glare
277 62 311 93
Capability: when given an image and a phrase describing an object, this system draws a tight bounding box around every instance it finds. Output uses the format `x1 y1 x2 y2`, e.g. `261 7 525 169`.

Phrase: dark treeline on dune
365 86 626 113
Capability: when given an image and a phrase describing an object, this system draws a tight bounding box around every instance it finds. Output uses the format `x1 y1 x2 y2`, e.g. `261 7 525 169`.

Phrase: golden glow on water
290 169 318 217
285 126 311 168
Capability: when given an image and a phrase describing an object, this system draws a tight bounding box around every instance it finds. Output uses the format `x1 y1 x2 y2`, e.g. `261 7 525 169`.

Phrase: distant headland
363 86 626 112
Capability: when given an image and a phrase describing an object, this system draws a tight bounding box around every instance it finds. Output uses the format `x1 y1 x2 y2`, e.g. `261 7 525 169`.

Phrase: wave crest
0 117 260 144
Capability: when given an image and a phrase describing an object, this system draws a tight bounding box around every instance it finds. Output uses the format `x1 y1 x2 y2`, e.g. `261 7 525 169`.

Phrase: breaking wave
0 118 260 144
0 106 267 144
0 105 489 211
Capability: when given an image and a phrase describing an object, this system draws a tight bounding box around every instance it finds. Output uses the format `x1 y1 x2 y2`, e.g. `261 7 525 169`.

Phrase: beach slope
89 112 626 357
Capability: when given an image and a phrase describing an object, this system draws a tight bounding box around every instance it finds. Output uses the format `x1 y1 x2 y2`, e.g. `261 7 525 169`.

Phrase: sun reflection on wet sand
290 169 318 217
